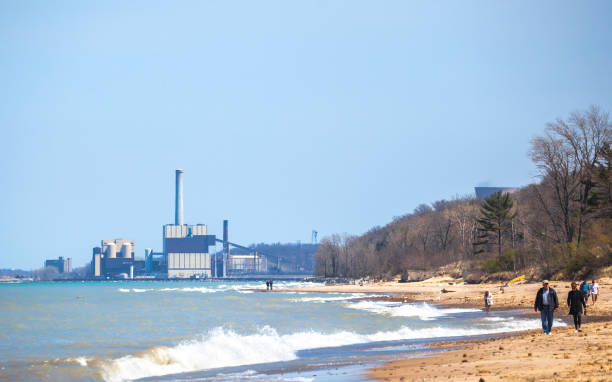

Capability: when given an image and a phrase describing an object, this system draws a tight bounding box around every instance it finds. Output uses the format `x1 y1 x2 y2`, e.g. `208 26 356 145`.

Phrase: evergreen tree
589 142 612 218
474 191 516 256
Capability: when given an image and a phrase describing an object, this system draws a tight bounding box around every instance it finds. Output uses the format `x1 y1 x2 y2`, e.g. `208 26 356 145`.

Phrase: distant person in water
567 281 587 332
590 280 599 305
484 291 493 312
534 280 559 335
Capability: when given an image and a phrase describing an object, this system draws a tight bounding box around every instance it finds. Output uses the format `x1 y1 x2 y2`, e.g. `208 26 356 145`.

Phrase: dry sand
285 277 612 381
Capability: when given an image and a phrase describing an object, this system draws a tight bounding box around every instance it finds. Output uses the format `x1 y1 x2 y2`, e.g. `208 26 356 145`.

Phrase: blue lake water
0 281 553 381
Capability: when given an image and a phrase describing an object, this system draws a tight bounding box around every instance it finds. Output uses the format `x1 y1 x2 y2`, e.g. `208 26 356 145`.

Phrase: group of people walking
534 279 600 334
265 280 274 290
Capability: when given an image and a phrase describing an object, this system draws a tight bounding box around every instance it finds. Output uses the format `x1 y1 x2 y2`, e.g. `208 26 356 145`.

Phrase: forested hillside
314 106 612 281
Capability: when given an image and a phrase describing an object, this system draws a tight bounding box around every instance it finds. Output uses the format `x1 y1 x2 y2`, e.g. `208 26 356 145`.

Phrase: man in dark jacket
534 280 559 335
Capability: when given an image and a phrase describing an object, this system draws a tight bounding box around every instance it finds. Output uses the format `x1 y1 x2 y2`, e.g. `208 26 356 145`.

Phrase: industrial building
45 257 72 273
163 169 216 278
474 187 518 199
92 239 144 279
88 169 281 279
164 224 216 278
228 254 267 274
144 249 165 274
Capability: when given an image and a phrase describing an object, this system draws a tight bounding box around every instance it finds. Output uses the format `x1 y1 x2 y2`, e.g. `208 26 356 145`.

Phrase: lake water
0 281 556 381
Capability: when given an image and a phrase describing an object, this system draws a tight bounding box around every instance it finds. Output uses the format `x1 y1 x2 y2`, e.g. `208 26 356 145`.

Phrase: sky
1 1 611 269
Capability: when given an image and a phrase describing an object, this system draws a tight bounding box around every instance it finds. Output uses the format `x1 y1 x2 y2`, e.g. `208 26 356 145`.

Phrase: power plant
92 239 144 279
90 169 282 280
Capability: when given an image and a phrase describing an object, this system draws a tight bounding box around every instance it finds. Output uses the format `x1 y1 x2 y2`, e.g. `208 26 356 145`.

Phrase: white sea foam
65 357 90 366
118 288 151 293
483 316 511 321
291 293 373 303
118 287 219 294
115 281 323 295
346 301 480 320
98 316 561 382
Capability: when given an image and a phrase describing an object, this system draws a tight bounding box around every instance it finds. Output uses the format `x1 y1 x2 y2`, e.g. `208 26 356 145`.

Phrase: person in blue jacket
534 280 559 335
579 280 591 304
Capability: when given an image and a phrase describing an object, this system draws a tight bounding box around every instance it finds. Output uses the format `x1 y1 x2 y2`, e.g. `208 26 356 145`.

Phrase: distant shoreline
0 275 314 283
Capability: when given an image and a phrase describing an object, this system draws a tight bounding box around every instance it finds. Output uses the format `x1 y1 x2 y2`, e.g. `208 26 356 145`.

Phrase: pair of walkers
534 280 592 334
580 279 600 305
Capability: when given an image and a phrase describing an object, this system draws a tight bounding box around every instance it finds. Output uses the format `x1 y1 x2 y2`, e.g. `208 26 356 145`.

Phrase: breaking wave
345 301 480 320
98 317 555 382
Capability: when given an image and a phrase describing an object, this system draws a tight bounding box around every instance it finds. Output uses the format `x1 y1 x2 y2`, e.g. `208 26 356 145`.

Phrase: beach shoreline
283 277 612 381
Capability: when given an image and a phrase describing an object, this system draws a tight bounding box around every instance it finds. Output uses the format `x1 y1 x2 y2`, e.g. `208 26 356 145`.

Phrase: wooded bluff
314 106 612 282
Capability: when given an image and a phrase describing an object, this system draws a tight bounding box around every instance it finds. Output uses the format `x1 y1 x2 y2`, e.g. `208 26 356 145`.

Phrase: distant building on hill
44 256 72 273
474 187 518 199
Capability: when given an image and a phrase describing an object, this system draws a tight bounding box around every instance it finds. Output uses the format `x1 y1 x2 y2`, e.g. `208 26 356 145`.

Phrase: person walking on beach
580 280 591 303
266 280 270 290
534 280 559 335
567 281 587 332
590 280 599 305
484 291 493 313
270 280 273 290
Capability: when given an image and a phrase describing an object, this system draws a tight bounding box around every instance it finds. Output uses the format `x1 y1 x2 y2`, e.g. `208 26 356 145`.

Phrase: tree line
314 106 612 280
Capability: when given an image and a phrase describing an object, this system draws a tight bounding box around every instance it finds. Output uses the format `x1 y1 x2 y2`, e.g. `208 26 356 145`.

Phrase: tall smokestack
223 220 228 278
175 169 184 225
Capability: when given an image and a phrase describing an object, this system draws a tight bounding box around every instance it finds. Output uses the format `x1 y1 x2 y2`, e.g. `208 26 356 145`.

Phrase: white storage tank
106 243 117 258
121 243 132 258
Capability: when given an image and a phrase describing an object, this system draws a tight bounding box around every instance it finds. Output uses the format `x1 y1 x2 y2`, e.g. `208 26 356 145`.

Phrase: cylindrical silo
121 243 132 258
106 243 117 258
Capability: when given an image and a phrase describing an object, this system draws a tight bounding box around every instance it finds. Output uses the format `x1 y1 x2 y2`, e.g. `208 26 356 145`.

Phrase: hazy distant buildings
45 256 72 273
474 187 518 199
228 253 267 274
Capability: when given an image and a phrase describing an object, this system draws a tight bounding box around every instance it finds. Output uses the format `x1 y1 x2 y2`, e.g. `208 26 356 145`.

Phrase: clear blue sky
1 1 611 269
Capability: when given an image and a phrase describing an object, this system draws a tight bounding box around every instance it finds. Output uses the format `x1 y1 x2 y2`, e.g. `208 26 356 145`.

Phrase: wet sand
285 277 612 381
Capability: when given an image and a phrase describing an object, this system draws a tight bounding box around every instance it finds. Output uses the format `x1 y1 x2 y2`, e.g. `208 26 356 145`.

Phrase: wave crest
346 301 480 320
98 314 557 382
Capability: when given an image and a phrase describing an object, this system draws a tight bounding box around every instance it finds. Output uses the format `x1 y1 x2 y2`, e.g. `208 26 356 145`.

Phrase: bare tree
546 105 611 244
31 266 60 281
530 105 612 246
530 134 578 244
449 200 479 261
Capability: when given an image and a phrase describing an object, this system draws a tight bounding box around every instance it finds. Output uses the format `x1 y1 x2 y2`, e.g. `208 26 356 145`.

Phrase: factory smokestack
223 220 228 278
175 169 184 225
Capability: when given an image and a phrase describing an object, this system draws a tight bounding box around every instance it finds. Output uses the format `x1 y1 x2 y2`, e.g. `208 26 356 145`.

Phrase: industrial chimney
175 169 184 225
223 220 229 278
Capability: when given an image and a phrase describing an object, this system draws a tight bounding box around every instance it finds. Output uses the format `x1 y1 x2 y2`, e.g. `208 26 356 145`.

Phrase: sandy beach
285 277 612 381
